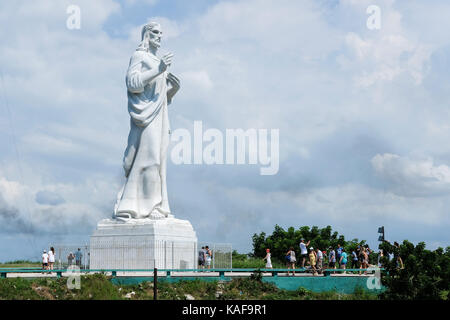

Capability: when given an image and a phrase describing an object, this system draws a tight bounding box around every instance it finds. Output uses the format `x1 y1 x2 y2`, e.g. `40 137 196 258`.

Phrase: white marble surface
114 22 180 220
90 217 197 270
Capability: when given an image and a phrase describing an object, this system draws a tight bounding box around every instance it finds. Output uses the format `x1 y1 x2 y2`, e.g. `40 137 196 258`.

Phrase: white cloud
1 0 450 258
372 153 450 196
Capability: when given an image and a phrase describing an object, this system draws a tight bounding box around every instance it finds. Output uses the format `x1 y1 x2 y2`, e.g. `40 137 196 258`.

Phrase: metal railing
0 267 383 279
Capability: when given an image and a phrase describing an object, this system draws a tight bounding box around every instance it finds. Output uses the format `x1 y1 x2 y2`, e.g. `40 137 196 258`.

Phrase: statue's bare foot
150 211 165 220
115 212 132 222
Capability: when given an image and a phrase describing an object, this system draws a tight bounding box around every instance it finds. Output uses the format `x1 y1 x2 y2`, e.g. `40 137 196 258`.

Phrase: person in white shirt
299 239 310 268
42 250 49 272
316 248 323 273
48 247 55 273
263 248 273 269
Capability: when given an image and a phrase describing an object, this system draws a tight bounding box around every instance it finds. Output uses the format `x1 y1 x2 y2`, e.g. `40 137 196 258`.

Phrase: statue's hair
141 22 161 40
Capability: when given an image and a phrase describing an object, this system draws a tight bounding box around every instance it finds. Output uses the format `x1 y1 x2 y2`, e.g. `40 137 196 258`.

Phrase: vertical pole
153 267 158 300
172 242 174 269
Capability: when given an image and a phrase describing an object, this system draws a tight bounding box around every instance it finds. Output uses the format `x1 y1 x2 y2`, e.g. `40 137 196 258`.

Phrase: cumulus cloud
371 153 450 197
0 0 450 259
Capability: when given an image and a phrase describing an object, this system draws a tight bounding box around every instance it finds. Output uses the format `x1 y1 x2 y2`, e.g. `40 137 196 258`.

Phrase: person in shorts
328 247 336 273
48 247 55 273
339 248 348 274
198 246 206 270
316 248 323 273
286 247 296 276
42 250 49 272
351 248 359 270
205 246 212 270
299 239 310 268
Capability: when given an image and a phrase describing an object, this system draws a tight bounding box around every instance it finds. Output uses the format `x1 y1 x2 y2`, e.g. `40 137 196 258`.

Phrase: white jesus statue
114 22 180 220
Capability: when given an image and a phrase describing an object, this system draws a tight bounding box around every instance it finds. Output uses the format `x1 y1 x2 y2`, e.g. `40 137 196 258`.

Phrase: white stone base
89 217 197 270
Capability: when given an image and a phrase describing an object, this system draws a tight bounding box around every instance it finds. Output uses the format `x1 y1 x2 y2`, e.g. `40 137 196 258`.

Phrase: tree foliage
379 240 450 300
251 225 369 263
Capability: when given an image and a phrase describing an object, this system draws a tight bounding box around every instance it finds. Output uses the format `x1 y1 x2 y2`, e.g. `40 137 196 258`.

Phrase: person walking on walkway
198 246 206 270
286 247 296 276
67 252 75 266
205 246 213 270
336 244 343 268
309 247 317 276
339 248 348 274
316 248 323 274
263 249 273 269
299 239 310 268
351 248 359 270
48 247 55 273
42 250 48 273
75 248 83 268
328 246 336 274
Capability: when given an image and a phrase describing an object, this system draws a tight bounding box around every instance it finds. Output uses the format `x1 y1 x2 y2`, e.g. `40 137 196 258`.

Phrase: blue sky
1 0 450 261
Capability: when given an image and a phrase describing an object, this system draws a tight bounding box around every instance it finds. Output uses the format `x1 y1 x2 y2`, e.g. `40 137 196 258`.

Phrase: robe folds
114 48 171 219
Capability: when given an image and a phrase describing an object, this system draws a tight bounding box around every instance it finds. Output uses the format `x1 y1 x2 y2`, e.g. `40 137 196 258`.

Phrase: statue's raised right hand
159 53 173 72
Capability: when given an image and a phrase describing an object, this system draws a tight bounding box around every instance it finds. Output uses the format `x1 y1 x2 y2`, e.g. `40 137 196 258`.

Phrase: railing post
166 270 171 278
1 272 6 279
57 271 62 278
112 270 117 277
219 270 225 280
153 267 158 300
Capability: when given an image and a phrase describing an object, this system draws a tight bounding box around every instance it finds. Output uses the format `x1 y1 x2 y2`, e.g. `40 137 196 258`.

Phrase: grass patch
0 274 379 300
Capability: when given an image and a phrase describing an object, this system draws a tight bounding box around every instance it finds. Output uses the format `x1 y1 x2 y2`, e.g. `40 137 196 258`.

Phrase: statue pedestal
89 217 198 270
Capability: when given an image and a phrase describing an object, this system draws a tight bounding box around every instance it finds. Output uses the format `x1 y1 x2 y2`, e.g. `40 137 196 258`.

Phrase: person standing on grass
42 250 49 272
48 247 55 273
286 247 296 276
339 248 348 274
263 249 273 269
299 238 310 268
328 246 336 274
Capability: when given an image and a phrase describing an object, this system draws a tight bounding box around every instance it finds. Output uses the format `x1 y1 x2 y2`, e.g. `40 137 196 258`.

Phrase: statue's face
147 24 162 49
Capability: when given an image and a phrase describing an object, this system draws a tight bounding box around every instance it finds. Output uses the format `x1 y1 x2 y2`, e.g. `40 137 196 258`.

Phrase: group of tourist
67 248 83 267
41 247 55 273
198 246 213 270
42 247 84 272
263 240 377 276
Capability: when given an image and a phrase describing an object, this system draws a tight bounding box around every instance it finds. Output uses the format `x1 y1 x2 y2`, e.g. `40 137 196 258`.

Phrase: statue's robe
114 47 171 219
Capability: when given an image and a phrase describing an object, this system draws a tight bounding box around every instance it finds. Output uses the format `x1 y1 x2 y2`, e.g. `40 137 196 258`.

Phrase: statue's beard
149 39 160 49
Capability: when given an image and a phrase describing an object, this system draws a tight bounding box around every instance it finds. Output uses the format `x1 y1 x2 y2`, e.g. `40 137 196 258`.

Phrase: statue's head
141 22 162 50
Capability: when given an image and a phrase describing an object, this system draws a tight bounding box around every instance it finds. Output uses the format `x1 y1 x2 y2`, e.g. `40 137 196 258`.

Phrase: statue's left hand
167 73 180 89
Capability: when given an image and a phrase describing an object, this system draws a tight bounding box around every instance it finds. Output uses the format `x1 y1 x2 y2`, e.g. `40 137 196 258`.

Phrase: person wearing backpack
286 247 296 276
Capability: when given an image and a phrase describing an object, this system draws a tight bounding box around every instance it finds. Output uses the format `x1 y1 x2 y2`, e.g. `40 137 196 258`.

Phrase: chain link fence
197 242 232 269
54 242 231 270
